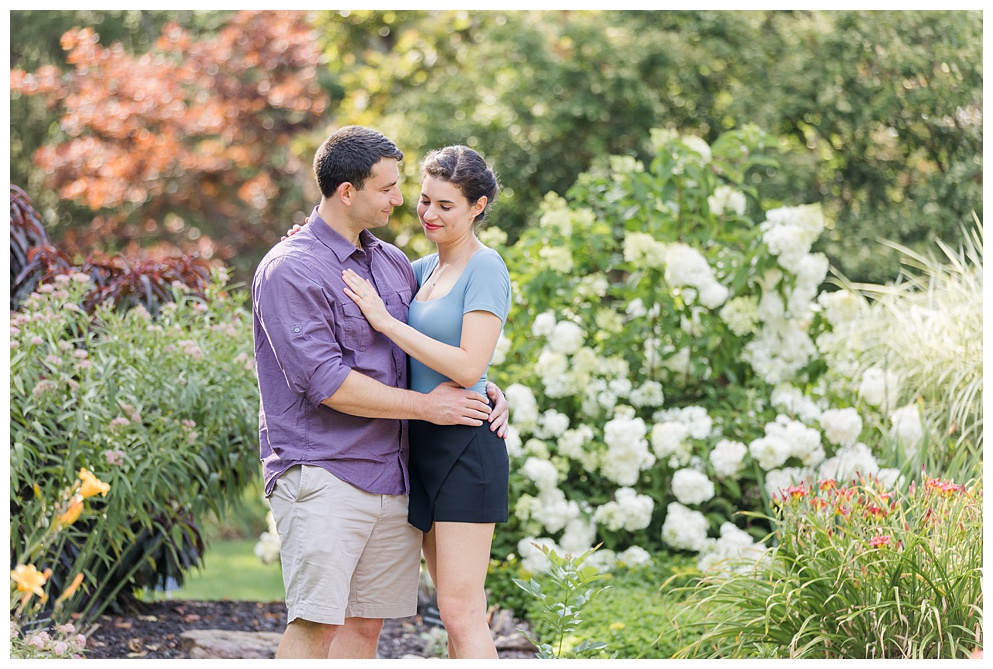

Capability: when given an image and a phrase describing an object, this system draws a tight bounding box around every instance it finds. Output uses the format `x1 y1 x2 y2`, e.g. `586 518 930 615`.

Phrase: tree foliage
318 9 982 282
11 10 331 279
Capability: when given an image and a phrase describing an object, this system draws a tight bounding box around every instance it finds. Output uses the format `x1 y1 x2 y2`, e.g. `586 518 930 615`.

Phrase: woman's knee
437 595 484 631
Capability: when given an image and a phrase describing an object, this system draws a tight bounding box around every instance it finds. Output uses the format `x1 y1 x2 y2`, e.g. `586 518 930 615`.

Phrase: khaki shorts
268 465 422 625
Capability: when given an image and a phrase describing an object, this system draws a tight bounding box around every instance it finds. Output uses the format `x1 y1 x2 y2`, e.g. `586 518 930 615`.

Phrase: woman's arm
341 268 502 390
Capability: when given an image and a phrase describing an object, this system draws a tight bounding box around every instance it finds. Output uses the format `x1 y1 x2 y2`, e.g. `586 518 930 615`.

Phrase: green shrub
490 127 906 576
675 471 983 658
9 272 259 623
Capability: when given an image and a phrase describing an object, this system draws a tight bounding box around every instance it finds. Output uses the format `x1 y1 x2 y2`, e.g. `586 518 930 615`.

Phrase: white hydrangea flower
748 435 792 471
765 415 825 467
817 289 866 326
505 425 523 458
539 244 574 273
663 243 716 292
756 287 786 323
624 232 668 268
593 487 654 532
763 467 811 499
698 281 730 309
535 349 569 378
506 383 539 433
534 409 570 439
744 321 817 384
549 320 585 355
584 548 618 573
681 135 712 162
524 438 550 459
533 488 580 534
491 332 511 366
629 381 665 408
559 516 597 555
514 493 541 522
820 407 863 446
817 442 879 486
557 424 594 460
601 415 654 486
477 226 507 248
522 457 560 492
707 185 747 216
518 536 559 574
696 522 766 575
655 405 714 440
626 298 647 318
650 421 692 464
858 367 902 410
890 403 925 456
661 502 710 552
709 439 748 478
617 546 653 568
876 468 903 488
254 510 281 565
719 296 760 336
762 225 814 274
770 383 823 423
765 204 824 239
532 311 557 338
538 203 574 235
671 468 716 506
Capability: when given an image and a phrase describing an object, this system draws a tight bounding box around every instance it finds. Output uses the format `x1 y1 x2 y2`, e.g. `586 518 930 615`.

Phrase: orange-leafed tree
11 10 332 278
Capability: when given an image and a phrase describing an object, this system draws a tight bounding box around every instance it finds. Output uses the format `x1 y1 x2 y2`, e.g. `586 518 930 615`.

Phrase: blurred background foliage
10 9 982 284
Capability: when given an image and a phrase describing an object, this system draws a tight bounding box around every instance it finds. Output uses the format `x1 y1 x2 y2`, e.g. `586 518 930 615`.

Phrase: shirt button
293 327 301 333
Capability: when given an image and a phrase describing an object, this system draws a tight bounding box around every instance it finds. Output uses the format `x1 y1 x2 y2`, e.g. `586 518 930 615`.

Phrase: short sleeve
463 249 511 323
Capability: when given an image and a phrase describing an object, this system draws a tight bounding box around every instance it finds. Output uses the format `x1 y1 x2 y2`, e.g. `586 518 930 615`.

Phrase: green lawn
143 539 285 602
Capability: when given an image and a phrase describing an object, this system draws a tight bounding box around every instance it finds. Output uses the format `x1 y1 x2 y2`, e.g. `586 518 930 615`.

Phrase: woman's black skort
407 419 509 533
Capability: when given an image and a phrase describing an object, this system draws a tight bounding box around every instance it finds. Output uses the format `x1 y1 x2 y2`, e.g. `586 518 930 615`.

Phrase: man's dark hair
313 126 404 197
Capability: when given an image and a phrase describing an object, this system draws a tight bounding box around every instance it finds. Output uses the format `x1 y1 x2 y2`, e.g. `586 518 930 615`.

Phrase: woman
340 145 510 659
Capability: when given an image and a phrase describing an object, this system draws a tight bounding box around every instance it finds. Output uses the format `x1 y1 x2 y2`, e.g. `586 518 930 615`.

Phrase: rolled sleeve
254 257 350 407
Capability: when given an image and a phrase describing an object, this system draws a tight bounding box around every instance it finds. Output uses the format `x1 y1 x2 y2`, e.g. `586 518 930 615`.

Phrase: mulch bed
82 599 533 659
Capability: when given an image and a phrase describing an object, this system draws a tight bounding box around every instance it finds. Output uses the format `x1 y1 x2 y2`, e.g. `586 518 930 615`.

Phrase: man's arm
323 371 492 426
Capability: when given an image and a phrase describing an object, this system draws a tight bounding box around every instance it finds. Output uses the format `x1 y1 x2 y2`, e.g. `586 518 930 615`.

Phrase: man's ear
336 182 356 206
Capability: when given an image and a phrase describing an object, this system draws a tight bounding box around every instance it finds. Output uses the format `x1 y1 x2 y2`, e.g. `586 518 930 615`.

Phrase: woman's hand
281 222 305 241
341 269 394 332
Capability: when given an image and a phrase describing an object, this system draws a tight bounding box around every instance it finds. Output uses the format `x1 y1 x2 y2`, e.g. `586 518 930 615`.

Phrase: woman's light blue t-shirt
408 247 511 395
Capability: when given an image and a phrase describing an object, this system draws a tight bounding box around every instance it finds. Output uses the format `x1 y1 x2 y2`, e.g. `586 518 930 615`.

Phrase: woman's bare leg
428 522 497 659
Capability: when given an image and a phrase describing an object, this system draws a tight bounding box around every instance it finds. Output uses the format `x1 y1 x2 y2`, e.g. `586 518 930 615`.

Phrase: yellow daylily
78 467 110 499
55 573 85 606
11 564 49 604
58 497 84 527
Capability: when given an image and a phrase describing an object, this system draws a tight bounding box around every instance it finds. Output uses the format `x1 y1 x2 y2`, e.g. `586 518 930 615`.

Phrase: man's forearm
322 370 426 420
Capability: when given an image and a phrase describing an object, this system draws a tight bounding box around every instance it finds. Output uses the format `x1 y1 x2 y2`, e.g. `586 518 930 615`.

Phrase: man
252 126 508 659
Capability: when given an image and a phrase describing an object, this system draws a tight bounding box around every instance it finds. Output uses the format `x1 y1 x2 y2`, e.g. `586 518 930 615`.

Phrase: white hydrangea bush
490 128 917 577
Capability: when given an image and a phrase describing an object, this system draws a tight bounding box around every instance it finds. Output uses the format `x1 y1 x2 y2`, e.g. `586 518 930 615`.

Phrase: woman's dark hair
420 146 499 224
313 126 404 197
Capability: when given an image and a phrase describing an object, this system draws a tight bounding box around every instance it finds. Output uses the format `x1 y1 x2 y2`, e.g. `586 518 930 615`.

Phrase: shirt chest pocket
339 287 412 353
385 287 412 322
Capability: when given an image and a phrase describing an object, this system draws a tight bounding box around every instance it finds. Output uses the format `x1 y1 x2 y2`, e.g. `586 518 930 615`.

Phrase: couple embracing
252 125 513 659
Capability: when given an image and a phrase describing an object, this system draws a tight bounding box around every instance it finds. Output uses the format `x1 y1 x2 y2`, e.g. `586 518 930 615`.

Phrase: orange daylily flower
11 564 49 604
55 573 85 605
59 498 84 526
78 467 110 498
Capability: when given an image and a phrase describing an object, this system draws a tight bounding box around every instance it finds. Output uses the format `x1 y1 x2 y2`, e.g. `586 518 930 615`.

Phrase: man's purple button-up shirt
252 208 417 497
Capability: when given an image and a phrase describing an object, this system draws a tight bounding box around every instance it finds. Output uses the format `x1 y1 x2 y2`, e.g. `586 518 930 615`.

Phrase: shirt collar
307 206 382 263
